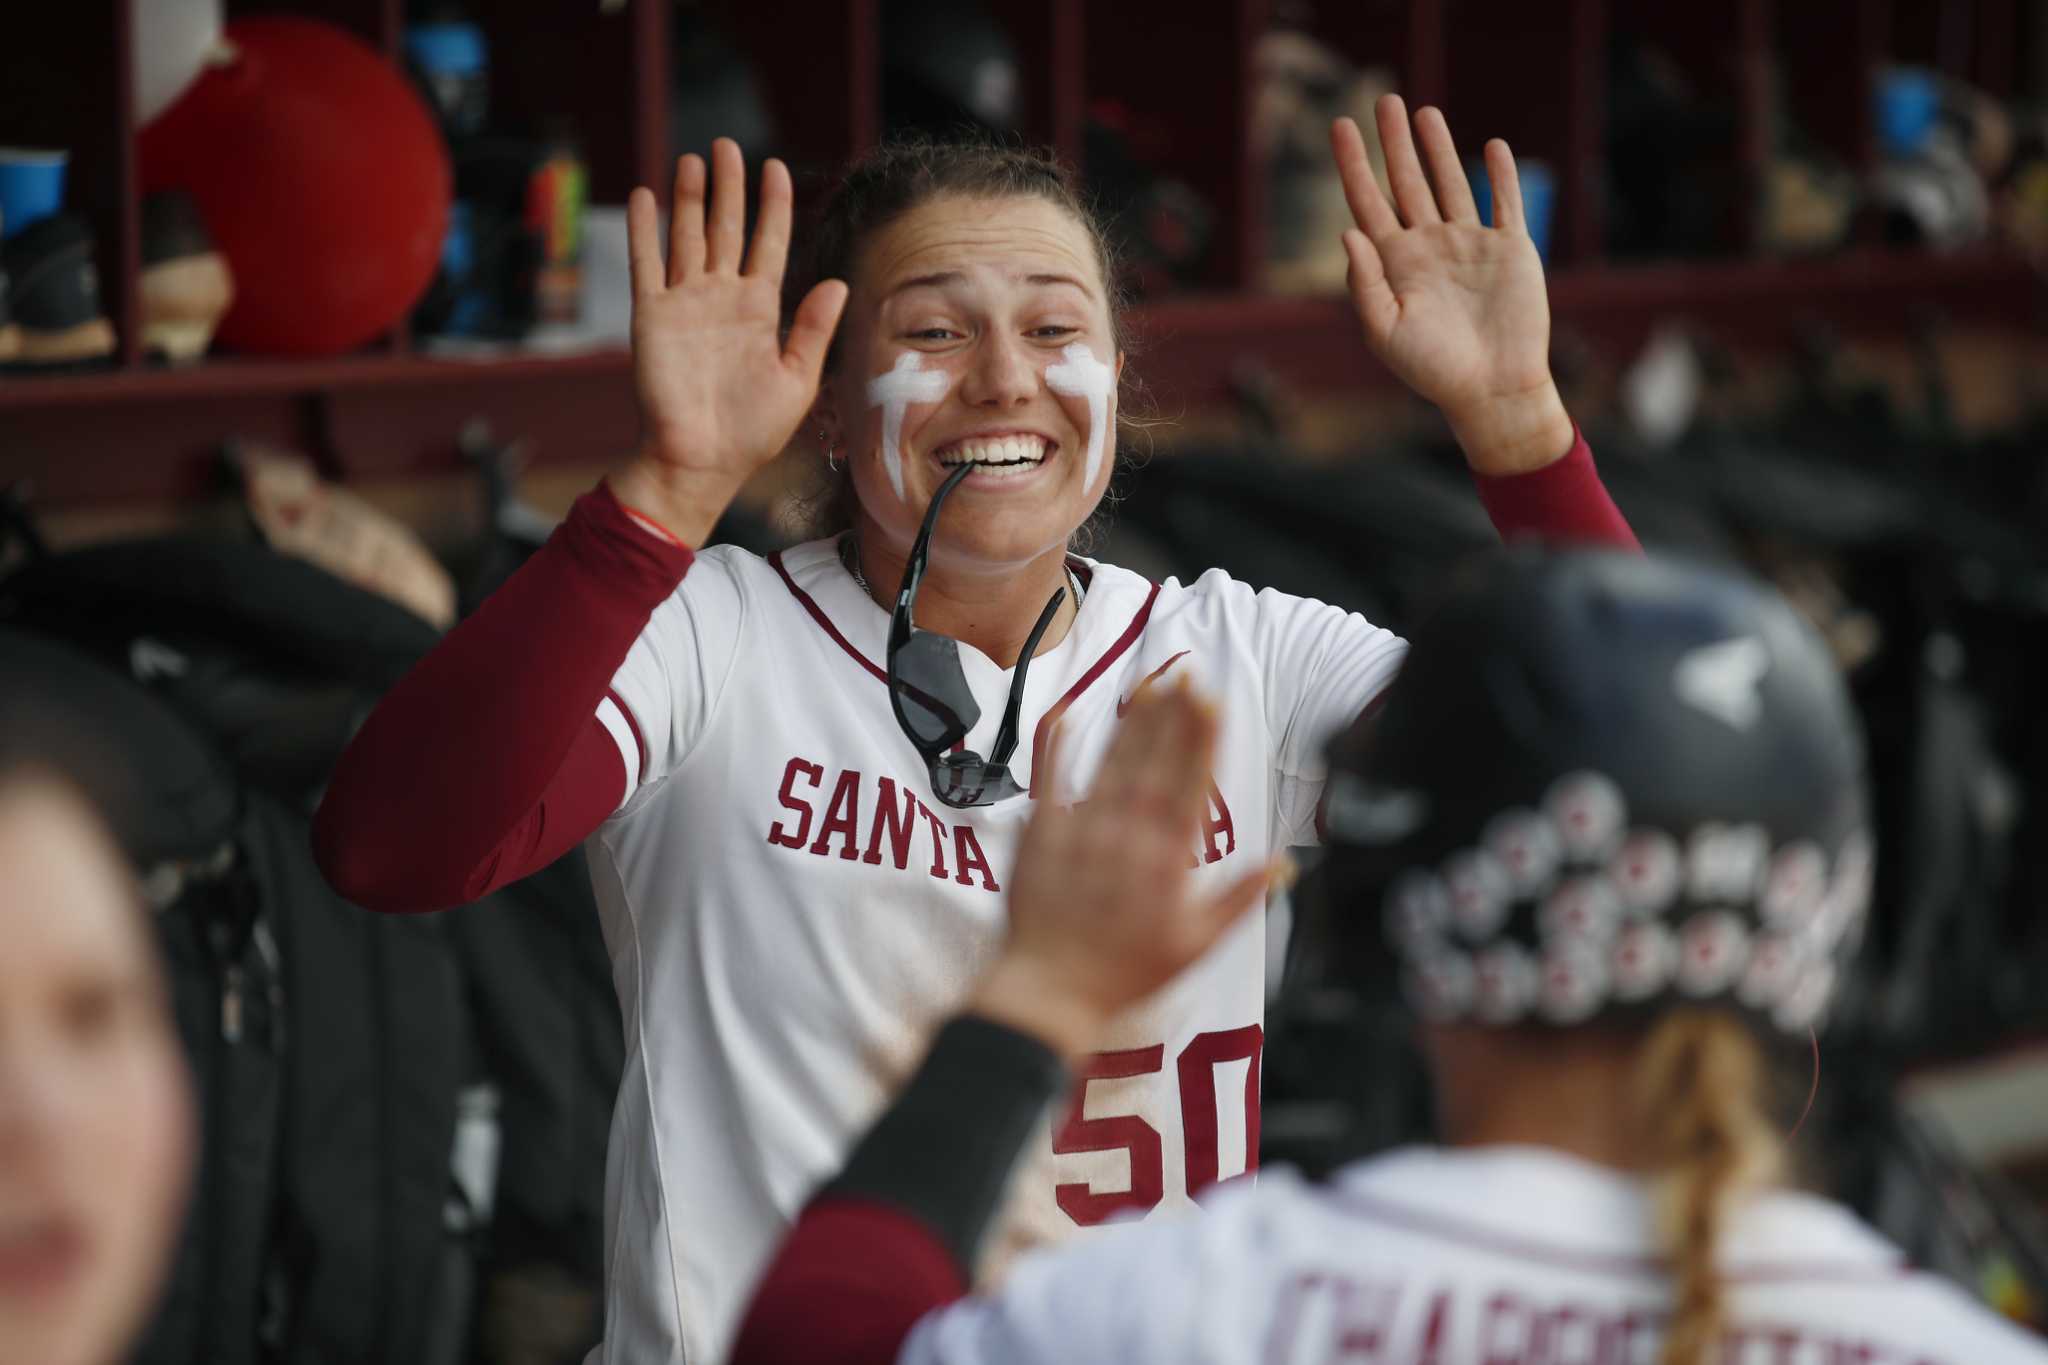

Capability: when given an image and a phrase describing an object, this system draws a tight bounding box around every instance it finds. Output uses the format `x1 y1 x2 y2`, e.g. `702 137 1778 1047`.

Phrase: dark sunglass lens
929 755 1023 809
893 630 980 749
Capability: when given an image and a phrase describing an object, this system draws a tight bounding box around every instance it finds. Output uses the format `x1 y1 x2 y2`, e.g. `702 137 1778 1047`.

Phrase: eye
59 980 122 1047
906 327 962 343
1029 325 1079 341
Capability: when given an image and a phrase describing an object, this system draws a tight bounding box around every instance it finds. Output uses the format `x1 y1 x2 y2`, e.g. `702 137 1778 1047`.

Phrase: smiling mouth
933 434 1055 475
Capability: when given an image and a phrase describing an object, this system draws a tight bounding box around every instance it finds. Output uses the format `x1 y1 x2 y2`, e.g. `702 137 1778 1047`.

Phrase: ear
810 392 843 451
1115 351 1125 384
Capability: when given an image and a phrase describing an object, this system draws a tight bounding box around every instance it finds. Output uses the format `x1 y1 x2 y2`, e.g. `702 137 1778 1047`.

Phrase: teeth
937 435 1050 468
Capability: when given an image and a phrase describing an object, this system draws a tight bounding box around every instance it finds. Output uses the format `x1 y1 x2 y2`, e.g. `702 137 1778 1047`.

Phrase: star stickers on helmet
1540 875 1623 946
1372 769 1868 1033
1444 849 1513 940
1483 808 1562 899
1473 943 1538 1025
1544 771 1626 863
1611 829 1682 917
1384 869 1451 954
1687 824 1770 905
1539 941 1609 1024
1611 922 1679 1002
1761 841 1829 933
1677 910 1751 997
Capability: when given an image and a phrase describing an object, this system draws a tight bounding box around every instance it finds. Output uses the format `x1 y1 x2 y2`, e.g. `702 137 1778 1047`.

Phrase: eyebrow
886 271 1096 300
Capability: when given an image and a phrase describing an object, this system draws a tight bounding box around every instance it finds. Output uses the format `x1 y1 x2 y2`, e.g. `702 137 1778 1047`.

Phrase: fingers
1093 682 1183 811
705 138 747 273
1484 138 1525 234
1329 117 1400 240
1158 685 1220 831
668 154 706 287
1375 93 1441 228
1416 106 1479 224
627 186 663 299
746 157 793 283
1201 860 1287 942
782 279 850 385
1342 229 1398 345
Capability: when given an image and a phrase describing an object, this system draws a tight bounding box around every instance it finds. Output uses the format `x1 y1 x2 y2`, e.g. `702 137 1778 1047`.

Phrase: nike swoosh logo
1117 650 1192 717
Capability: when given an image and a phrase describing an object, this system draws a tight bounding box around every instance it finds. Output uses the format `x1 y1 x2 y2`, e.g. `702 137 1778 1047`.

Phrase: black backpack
1 543 471 1364
3 529 623 1363
0 629 288 1364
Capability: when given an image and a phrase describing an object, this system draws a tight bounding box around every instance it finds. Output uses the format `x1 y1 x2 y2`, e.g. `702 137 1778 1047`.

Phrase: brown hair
1630 1010 1785 1365
789 131 1153 548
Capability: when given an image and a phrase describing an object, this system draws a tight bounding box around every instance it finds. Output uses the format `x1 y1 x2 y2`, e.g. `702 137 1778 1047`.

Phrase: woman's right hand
612 139 849 545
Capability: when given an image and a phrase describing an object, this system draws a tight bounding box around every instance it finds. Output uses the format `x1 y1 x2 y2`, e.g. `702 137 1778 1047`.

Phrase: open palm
1333 96 1554 419
626 140 847 487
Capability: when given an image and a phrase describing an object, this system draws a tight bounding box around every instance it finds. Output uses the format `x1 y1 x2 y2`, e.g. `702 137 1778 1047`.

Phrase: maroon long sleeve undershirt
312 430 1636 915
312 482 692 911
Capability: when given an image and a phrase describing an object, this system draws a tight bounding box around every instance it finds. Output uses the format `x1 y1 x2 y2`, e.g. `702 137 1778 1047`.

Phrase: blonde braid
1631 1009 1784 1365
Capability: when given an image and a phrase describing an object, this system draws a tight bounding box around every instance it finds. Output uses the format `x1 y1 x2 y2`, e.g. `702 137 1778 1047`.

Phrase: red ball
140 17 451 357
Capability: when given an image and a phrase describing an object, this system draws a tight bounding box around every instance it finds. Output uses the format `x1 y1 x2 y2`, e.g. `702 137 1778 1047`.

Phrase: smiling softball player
316 98 1637 1363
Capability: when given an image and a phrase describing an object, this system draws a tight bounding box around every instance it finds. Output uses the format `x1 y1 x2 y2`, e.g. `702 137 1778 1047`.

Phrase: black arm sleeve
819 1014 1070 1273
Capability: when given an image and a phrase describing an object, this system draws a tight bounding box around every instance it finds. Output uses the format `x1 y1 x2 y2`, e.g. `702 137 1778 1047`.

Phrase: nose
0 1036 72 1166
958 332 1037 408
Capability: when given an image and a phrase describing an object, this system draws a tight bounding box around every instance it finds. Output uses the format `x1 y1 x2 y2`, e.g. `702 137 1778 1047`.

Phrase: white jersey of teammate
585 535 1406 1363
901 1145 2048 1365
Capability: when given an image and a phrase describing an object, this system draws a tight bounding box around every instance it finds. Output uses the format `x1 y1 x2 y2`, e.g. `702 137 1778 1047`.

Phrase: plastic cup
0 148 68 240
1469 157 1556 263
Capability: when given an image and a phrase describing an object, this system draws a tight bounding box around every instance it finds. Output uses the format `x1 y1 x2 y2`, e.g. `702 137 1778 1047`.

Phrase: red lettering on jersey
1332 1278 1402 1358
1611 1307 1659 1362
1414 1290 1452 1365
952 824 1001 891
1178 1023 1262 1194
1480 1292 1530 1365
1761 1325 1804 1364
1201 781 1237 864
808 767 863 860
765 758 822 848
1053 1045 1166 1225
1531 1302 1594 1365
1258 1273 1324 1363
916 798 950 880
863 777 918 870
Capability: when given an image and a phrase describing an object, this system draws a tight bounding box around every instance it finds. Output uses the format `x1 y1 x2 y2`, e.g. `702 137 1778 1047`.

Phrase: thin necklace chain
844 536 1083 610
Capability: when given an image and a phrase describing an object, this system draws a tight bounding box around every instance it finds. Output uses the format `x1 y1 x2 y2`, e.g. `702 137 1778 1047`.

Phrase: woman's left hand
1333 94 1575 476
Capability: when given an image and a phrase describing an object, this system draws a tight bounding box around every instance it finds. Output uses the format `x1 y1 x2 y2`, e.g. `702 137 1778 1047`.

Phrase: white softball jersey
584 535 1407 1363
901 1144 2048 1365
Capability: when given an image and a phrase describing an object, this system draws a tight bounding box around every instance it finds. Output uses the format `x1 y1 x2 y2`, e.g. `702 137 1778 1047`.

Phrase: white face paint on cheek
864 352 952 503
1044 341 1115 492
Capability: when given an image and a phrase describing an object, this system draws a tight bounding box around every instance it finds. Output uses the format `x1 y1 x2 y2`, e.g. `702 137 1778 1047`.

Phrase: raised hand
611 139 849 544
1334 94 1574 475
969 683 1280 1060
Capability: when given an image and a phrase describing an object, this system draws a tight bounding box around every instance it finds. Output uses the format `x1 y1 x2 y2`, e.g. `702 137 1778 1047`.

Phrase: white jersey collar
1331 1144 1905 1281
769 536 1155 693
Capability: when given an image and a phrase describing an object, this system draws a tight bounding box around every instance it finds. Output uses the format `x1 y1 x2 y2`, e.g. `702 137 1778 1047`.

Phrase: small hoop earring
825 448 846 473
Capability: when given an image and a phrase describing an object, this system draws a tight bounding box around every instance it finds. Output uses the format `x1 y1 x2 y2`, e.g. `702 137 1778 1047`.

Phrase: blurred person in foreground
732 548 2048 1365
0 738 195 1365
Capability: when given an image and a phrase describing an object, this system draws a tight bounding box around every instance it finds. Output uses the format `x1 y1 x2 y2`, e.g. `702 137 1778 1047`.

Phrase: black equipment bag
0 630 285 1365
1 543 471 1364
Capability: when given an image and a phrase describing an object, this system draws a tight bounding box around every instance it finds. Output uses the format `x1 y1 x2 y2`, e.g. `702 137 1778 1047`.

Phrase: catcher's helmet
1315 548 1869 1035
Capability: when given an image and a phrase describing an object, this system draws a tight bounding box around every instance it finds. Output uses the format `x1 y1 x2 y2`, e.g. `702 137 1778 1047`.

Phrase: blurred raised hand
971 683 1280 1059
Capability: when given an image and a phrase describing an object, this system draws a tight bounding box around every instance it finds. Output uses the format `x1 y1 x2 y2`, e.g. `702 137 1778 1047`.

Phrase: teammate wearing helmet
732 549 2048 1365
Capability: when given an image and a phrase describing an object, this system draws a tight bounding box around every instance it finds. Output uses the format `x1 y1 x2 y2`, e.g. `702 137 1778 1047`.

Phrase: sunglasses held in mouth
887 462 1067 808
